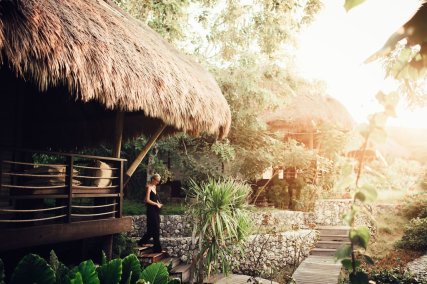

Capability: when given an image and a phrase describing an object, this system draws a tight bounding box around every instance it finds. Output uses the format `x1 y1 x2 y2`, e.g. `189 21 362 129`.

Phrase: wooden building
0 0 230 265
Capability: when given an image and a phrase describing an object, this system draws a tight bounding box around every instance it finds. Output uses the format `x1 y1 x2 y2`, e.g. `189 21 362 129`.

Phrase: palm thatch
0 0 230 148
263 93 355 133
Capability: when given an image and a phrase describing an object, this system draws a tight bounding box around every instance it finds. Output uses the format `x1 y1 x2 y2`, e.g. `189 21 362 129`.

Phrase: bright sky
296 0 426 129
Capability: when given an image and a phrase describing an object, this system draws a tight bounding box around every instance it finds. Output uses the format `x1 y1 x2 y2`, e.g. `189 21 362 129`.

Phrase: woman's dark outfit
138 189 162 252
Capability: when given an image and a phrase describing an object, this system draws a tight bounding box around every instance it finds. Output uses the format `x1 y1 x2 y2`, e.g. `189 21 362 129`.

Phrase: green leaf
121 255 141 284
350 226 370 250
341 259 353 270
0 258 5 284
341 259 361 272
359 185 377 202
10 254 56 284
168 279 181 284
354 192 366 202
335 244 352 260
362 254 375 265
75 260 99 284
98 259 122 284
343 211 355 226
56 262 71 284
49 250 60 273
141 263 169 284
344 0 366 11
349 271 369 284
70 272 83 284
101 251 107 266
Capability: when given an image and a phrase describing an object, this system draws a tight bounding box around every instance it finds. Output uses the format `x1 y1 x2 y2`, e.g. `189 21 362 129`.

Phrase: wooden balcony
0 148 132 252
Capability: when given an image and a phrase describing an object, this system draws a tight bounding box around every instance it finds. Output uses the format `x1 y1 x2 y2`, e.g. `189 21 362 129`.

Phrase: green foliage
188 178 252 279
71 260 99 284
401 192 427 219
50 251 71 284
368 268 427 284
349 226 370 250
294 184 320 212
123 199 186 216
140 263 168 284
396 217 427 251
344 0 366 11
97 259 122 284
10 254 56 284
121 255 141 284
2 253 177 284
113 234 137 259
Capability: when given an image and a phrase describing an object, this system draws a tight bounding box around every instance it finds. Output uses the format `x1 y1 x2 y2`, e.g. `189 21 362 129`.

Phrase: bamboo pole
113 111 124 158
124 123 167 186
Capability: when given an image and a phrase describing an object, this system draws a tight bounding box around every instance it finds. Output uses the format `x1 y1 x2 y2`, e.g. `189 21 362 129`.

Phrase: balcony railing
0 148 126 228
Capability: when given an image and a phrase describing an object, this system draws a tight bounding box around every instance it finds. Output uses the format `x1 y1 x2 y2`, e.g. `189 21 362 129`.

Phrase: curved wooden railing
0 148 126 227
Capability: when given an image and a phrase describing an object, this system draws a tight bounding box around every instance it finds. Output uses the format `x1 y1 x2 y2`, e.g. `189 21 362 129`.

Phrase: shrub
396 217 427 251
0 252 177 284
294 184 320 212
187 178 252 282
401 193 427 219
369 268 427 284
113 234 137 259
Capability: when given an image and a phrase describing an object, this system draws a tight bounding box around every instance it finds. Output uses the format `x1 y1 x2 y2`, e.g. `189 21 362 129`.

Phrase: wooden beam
0 217 132 251
124 123 166 186
113 111 124 158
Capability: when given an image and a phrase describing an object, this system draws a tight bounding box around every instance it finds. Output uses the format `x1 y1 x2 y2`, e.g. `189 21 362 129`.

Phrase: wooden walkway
213 274 278 284
292 226 349 284
292 255 342 284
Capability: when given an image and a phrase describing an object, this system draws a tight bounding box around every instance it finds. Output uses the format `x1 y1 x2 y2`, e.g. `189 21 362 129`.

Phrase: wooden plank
0 217 132 251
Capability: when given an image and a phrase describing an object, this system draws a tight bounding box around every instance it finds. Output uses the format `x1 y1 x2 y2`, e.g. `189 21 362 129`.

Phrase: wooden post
124 123 167 186
113 111 124 158
66 156 74 223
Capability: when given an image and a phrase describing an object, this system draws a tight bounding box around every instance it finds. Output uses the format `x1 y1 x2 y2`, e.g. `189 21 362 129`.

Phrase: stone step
310 248 337 257
139 251 167 265
319 234 349 242
316 241 351 249
170 263 191 283
317 226 349 236
161 257 181 270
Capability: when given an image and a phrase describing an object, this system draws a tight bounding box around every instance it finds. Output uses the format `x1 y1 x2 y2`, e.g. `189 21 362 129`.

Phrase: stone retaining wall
128 210 311 239
160 230 318 279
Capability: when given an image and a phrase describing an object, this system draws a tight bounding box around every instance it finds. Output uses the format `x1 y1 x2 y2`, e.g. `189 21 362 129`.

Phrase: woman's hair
151 173 161 181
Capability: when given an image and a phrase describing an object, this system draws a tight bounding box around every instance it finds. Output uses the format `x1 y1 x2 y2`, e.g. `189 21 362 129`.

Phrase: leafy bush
294 184 320 212
369 269 427 284
401 193 427 219
187 178 252 281
0 252 177 284
396 217 427 251
113 234 137 259
266 183 289 209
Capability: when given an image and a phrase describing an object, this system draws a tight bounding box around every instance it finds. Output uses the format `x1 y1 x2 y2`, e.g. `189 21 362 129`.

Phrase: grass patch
123 199 186 215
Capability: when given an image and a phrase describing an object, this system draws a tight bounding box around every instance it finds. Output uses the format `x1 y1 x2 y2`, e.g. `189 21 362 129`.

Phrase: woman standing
138 174 163 252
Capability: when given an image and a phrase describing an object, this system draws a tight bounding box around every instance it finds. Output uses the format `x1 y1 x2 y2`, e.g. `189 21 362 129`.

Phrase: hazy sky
296 0 425 128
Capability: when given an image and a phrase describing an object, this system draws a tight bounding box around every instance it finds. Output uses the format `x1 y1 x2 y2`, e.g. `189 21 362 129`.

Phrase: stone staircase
137 245 191 283
310 226 350 257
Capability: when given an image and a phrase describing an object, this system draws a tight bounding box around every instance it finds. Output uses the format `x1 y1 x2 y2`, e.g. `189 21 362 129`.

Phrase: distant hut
264 93 354 149
0 0 230 260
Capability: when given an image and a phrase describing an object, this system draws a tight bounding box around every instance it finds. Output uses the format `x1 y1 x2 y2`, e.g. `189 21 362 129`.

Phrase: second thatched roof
264 93 355 133
0 0 231 142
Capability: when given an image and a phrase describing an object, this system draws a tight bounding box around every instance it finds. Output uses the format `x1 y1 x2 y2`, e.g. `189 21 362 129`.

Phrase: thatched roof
0 0 230 147
263 93 354 133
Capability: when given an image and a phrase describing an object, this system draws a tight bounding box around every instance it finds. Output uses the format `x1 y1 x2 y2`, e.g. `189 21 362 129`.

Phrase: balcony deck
0 148 131 252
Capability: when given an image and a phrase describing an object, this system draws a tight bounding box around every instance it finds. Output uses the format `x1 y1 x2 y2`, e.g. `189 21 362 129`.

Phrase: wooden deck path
292 226 349 284
292 255 342 284
213 274 278 284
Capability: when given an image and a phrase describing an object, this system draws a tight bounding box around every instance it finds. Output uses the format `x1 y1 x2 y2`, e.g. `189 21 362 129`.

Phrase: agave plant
187 178 252 283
